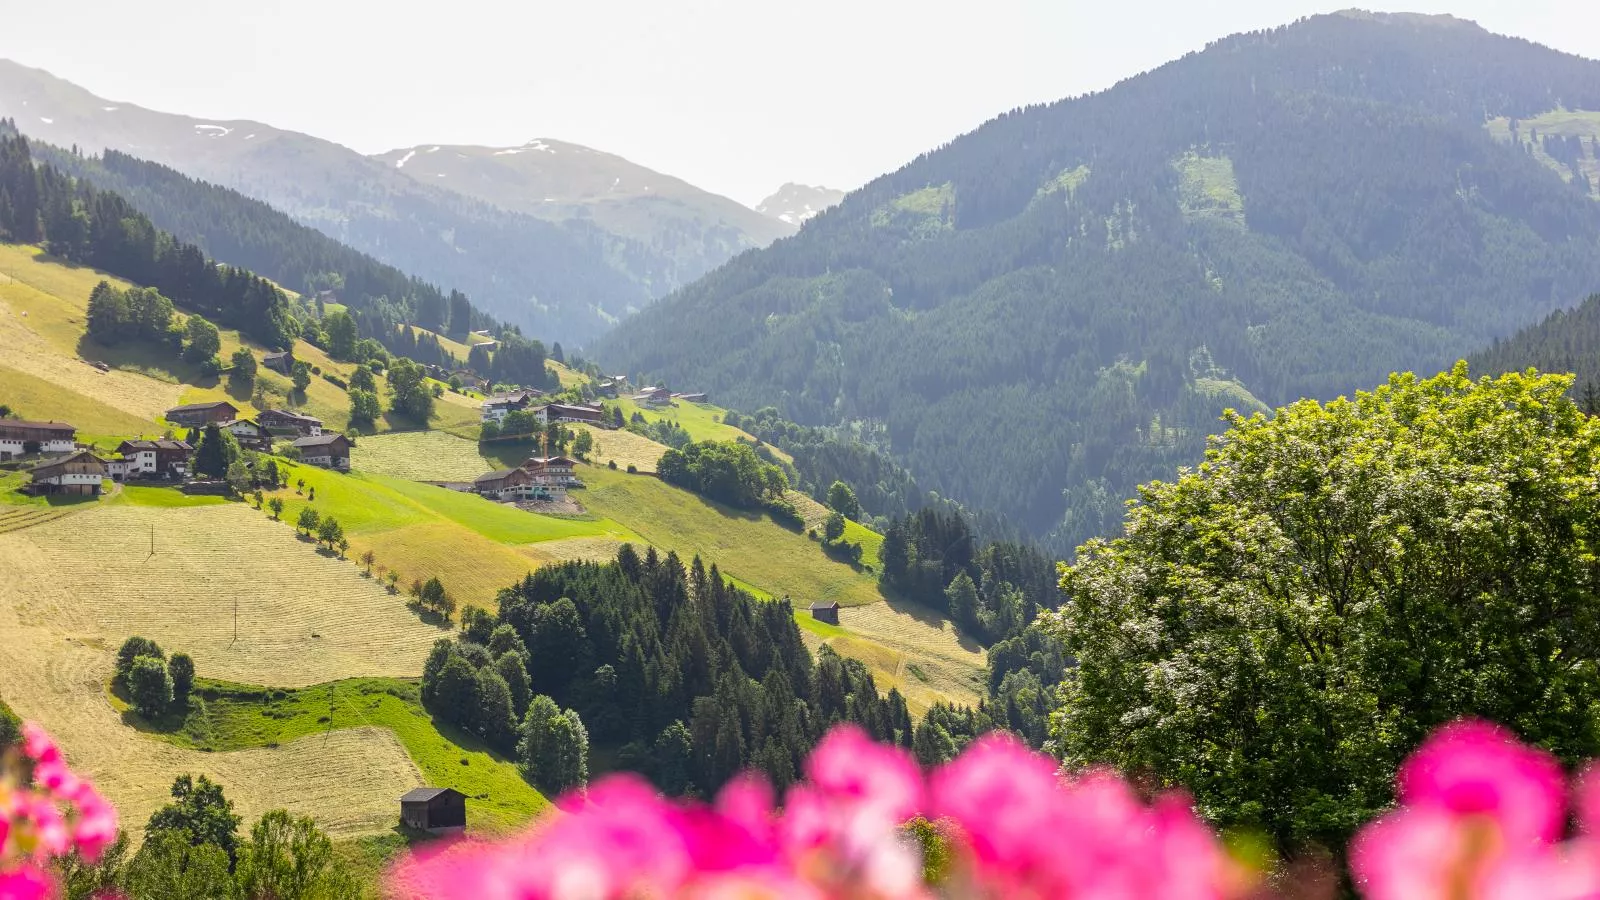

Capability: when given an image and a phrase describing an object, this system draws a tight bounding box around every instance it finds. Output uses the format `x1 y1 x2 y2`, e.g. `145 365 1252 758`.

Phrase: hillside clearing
265 465 637 608
2 503 441 686
612 397 790 464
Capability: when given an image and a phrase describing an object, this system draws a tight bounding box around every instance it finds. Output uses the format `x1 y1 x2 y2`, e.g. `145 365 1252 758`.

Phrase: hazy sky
1 1 1597 206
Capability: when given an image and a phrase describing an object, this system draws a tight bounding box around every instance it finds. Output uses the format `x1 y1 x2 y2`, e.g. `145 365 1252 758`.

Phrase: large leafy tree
1047 364 1600 853
146 775 243 863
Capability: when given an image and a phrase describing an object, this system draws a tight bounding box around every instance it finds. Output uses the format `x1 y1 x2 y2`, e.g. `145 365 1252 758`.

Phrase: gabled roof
261 409 323 425
165 401 237 414
30 449 103 472
221 419 263 430
809 601 841 612
118 439 193 452
399 787 462 803
293 433 347 448
474 468 523 485
262 350 292 360
0 419 76 433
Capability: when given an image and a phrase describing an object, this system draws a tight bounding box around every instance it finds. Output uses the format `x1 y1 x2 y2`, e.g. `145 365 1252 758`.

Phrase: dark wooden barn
808 601 841 625
399 787 467 834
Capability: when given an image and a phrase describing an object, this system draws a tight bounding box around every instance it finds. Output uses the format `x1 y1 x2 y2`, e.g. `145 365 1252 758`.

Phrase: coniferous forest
596 13 1600 556
423 547 914 796
0 128 298 349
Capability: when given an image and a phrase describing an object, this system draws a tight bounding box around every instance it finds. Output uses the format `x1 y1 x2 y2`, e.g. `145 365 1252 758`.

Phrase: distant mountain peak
756 183 845 226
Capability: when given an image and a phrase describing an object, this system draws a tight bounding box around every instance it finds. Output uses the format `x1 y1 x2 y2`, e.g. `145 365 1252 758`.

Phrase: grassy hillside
263 461 639 608
280 428 984 711
0 242 480 440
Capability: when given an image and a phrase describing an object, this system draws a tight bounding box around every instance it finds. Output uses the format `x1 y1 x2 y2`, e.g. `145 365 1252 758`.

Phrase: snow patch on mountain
394 149 417 168
756 183 845 226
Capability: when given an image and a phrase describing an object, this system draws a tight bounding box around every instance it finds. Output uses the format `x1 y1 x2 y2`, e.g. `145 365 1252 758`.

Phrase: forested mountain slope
374 139 791 296
0 60 719 342
597 11 1600 555
1472 293 1600 396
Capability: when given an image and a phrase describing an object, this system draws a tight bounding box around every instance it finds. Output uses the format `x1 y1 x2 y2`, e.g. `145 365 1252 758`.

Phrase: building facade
0 420 76 459
164 401 239 427
293 433 351 470
115 440 194 479
28 451 106 496
259 409 324 437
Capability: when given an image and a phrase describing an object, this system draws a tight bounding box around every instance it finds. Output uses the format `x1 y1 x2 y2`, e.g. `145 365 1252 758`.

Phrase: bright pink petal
0 865 57 900
803 726 922 824
1398 720 1565 845
19 724 61 767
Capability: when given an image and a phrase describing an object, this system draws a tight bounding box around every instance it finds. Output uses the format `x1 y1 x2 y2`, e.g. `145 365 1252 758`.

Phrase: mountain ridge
0 59 785 343
596 11 1600 555
371 137 792 298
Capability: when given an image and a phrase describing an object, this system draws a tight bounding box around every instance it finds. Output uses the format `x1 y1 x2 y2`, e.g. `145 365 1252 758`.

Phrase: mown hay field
0 514 429 838
3 503 442 686
352 430 496 482
158 678 546 833
574 424 669 474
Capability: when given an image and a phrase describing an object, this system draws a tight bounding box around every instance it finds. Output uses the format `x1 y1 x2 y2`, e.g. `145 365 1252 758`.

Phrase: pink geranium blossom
1352 719 1600 900
2 722 118 898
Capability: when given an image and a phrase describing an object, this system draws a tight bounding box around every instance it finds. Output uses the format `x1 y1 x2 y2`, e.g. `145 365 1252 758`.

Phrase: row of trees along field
595 14 1600 557
422 547 913 798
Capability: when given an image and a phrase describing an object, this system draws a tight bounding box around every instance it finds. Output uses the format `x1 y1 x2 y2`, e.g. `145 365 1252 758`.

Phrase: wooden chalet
400 787 466 834
481 390 544 424
473 467 536 501
222 419 273 452
261 350 295 375
633 387 672 406
164 401 238 427
808 601 841 625
116 439 194 479
520 455 580 489
259 409 324 437
451 370 488 391
293 433 351 470
539 403 605 426
0 420 77 459
28 450 106 496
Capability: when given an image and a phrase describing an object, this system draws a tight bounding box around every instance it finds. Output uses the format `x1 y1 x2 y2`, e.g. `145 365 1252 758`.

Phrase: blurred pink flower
2 723 118 896
1397 720 1566 845
0 865 55 900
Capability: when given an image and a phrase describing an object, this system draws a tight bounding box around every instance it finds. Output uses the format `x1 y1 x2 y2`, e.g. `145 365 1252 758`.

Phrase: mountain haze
597 11 1600 555
373 138 792 298
0 60 782 343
